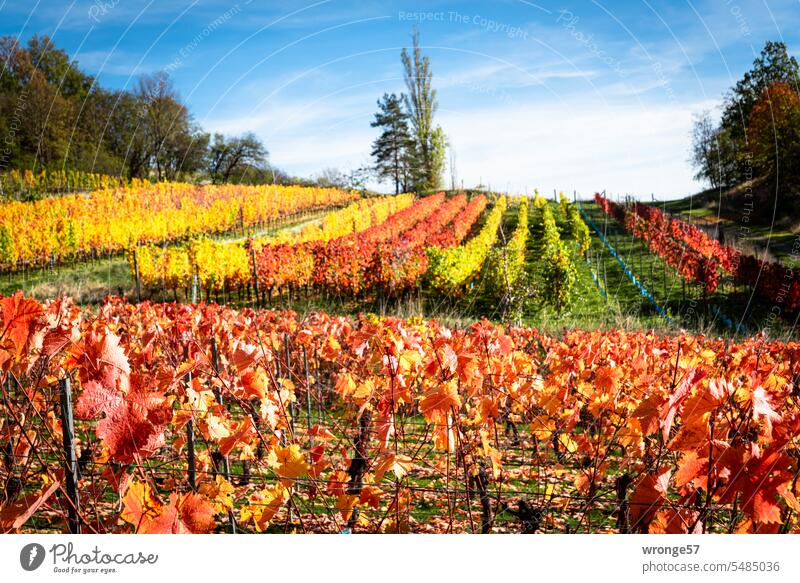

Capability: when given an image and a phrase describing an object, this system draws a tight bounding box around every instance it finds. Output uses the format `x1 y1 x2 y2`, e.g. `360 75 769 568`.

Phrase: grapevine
1 292 799 534
426 196 508 294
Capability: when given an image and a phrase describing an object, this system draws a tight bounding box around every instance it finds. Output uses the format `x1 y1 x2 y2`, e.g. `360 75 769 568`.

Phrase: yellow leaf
198 475 235 514
272 444 310 485
335 372 356 397
242 484 288 532
373 453 413 481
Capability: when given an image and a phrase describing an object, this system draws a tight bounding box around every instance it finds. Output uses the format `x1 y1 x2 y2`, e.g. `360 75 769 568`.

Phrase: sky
2 0 799 199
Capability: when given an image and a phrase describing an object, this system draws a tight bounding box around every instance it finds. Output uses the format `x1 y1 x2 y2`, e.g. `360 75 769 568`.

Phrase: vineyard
2 294 800 534
0 182 358 269
2 184 800 536
589 193 800 333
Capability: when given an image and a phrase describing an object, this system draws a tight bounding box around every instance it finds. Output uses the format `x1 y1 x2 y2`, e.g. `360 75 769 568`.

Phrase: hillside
660 176 800 266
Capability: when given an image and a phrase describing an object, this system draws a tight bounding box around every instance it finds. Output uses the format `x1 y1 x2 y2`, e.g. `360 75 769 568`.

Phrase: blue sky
2 0 799 198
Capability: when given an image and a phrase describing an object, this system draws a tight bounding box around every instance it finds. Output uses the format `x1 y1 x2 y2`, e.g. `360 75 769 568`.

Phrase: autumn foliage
596 192 800 311
748 82 800 179
1 292 800 533
0 182 358 267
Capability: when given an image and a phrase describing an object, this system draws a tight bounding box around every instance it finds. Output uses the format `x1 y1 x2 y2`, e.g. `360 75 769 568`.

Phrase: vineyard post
284 333 296 440
186 367 196 491
186 418 196 491
132 248 141 303
211 338 222 404
315 351 323 421
191 273 198 304
58 377 81 534
250 246 260 308
209 338 236 533
303 346 312 436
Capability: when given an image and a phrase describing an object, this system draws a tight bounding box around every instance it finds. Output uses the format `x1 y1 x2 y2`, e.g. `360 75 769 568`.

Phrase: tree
0 37 230 184
720 41 800 179
370 93 412 194
430 127 448 190
207 132 268 184
25 35 93 99
690 111 725 189
401 30 445 191
344 165 372 191
135 71 199 181
102 90 150 178
20 71 71 168
315 167 347 188
747 82 800 189
163 125 209 181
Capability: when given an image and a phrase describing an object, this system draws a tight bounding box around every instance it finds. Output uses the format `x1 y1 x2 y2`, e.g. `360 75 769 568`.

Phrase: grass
0 210 329 305
656 179 800 268
519 200 625 331
581 200 800 338
6 192 795 338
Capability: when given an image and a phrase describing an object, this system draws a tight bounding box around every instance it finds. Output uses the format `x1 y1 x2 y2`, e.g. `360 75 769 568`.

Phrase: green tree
429 126 448 189
401 30 445 191
370 93 412 194
690 111 739 189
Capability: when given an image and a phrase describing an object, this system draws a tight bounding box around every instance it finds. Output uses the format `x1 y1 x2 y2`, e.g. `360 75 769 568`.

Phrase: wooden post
250 246 260 308
58 378 81 534
186 418 196 491
602 259 607 300
303 346 312 439
132 248 141 303
210 338 222 404
316 352 323 422
186 365 196 491
209 338 235 533
284 333 296 440
191 273 198 304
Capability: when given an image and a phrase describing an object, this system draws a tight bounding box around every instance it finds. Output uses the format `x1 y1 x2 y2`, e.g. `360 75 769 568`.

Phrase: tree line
0 33 454 196
0 35 284 186
691 41 800 203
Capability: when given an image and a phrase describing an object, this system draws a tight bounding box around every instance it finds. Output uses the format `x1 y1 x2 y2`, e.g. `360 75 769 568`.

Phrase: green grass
7 193 793 337
0 211 329 305
581 201 800 338
655 182 800 268
516 200 649 332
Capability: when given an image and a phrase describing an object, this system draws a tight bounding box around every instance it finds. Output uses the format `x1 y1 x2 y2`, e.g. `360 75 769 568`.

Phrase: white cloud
438 99 709 199
208 91 716 199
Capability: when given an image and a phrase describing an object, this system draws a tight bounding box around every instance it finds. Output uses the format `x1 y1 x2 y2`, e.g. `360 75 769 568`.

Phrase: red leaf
0 476 61 533
0 292 44 356
629 466 671 533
